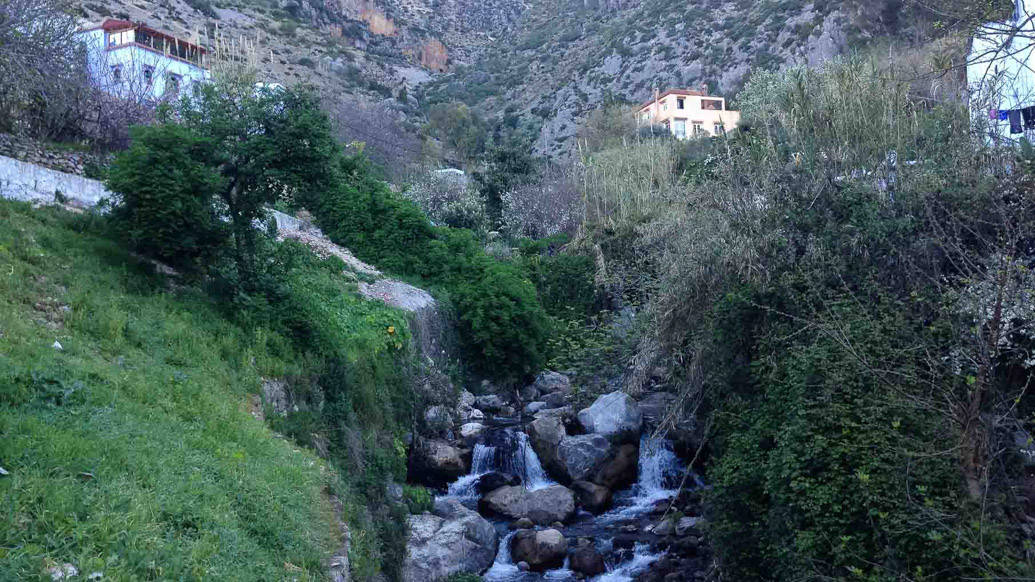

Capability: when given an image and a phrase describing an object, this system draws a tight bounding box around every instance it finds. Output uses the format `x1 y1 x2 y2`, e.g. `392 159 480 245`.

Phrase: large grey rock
423 405 453 434
474 394 506 413
570 480 611 513
402 499 497 581
457 390 485 423
578 391 642 439
408 438 467 487
593 443 639 490
510 528 568 571
459 422 486 442
479 485 576 525
261 377 291 415
569 540 606 576
533 371 572 395
519 384 539 401
542 392 567 409
524 401 548 415
528 414 566 479
557 434 613 482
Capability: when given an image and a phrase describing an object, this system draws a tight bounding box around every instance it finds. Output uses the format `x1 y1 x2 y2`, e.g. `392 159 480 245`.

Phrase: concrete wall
0 154 110 206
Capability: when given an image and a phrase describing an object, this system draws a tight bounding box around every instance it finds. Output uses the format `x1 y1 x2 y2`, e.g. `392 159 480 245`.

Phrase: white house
77 19 210 102
967 0 1035 141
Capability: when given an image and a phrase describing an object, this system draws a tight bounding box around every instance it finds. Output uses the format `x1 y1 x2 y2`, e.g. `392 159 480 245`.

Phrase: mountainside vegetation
567 58 1035 578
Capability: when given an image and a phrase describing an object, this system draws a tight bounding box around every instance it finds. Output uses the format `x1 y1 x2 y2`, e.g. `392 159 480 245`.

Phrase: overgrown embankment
0 200 419 580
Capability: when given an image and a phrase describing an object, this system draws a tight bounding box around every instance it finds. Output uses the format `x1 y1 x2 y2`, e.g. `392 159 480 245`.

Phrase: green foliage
0 202 337 580
310 153 550 382
402 484 434 514
517 234 599 319
425 102 489 162
105 124 227 272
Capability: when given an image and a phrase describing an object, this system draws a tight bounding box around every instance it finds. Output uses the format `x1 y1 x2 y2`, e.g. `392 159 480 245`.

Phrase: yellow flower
387 326 395 335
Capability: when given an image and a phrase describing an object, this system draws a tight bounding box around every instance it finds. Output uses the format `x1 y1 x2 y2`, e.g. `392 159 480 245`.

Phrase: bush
105 124 227 272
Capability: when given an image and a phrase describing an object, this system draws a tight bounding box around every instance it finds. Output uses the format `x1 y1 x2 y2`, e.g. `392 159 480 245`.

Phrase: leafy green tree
106 124 227 272
425 102 488 162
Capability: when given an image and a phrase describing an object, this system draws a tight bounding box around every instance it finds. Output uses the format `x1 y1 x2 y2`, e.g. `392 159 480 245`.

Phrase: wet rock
524 401 548 415
528 415 566 478
475 471 520 495
459 422 486 442
510 528 567 571
639 392 677 427
499 405 516 417
593 443 639 490
542 392 567 409
457 390 485 422
533 371 572 395
676 516 699 536
408 438 467 487
479 484 575 525
569 543 606 576
570 480 612 513
402 499 497 581
517 561 530 571
649 518 676 536
557 434 613 482
475 394 506 412
423 405 453 434
578 391 642 439
512 517 535 529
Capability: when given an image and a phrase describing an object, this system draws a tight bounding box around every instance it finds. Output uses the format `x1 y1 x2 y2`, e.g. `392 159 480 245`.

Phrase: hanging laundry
1010 110 1023 134
1023 106 1035 129
1000 110 1011 121
991 109 999 120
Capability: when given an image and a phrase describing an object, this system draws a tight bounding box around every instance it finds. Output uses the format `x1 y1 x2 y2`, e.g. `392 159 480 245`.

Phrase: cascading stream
442 424 688 581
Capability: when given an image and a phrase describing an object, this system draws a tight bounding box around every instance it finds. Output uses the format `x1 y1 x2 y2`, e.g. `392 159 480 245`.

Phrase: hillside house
967 0 1035 141
77 19 210 101
637 88 741 138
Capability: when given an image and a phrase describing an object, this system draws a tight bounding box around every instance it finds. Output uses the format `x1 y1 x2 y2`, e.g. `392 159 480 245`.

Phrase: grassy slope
0 201 341 581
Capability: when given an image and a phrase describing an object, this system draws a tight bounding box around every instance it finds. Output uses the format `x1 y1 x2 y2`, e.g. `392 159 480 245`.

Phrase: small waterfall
601 435 684 521
483 531 521 581
594 543 664 582
505 432 554 491
446 444 497 499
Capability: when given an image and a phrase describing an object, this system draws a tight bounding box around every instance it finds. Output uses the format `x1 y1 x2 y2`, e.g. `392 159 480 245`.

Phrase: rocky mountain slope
425 0 914 156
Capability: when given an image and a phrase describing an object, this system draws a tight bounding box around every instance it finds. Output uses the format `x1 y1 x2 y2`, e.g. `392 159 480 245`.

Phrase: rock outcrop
557 433 613 482
479 484 575 525
578 391 643 440
510 528 568 571
408 438 467 487
593 443 639 490
402 499 497 581
570 480 612 513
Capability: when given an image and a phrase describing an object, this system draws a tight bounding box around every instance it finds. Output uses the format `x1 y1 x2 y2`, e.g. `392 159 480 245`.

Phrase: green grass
0 201 345 580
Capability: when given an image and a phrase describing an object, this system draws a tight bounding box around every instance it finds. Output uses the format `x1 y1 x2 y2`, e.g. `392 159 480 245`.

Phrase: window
701 99 723 111
672 119 687 139
677 97 685 110
142 65 154 84
692 122 704 135
110 64 122 82
166 73 181 95
714 123 725 135
641 111 650 122
662 101 668 111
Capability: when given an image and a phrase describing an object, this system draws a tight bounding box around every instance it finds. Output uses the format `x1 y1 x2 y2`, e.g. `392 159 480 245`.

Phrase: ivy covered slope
0 201 412 580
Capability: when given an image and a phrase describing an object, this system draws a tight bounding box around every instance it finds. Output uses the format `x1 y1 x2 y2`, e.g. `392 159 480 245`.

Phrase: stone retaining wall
0 154 110 206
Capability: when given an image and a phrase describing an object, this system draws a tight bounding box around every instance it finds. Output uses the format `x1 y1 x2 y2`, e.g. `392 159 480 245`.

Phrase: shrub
105 123 227 272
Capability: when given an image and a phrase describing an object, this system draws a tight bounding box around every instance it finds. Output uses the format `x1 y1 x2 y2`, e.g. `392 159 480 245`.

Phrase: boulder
542 392 567 409
524 401 548 415
639 392 677 427
459 422 486 442
676 516 700 536
402 499 497 581
519 384 539 401
423 405 453 434
593 443 638 490
475 472 520 495
569 543 607 576
510 528 568 571
570 480 612 513
533 371 572 395
648 518 676 536
578 391 642 439
557 434 613 482
408 438 467 487
474 394 506 412
457 390 485 422
479 485 576 525
528 415 566 479
512 517 534 529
